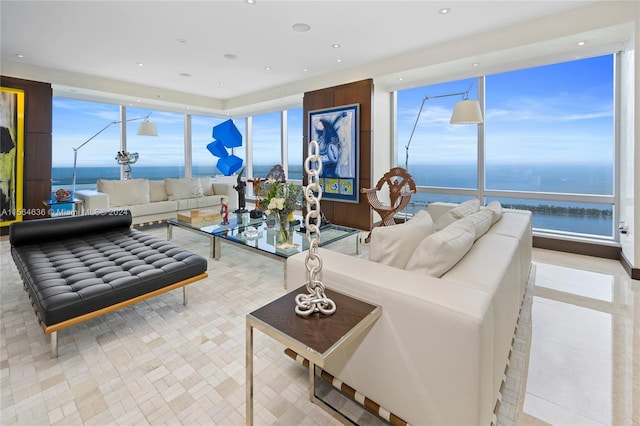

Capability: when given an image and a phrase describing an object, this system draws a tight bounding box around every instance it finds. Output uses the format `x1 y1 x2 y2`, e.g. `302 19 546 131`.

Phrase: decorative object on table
361 167 416 243
258 178 302 245
233 166 248 213
308 104 359 203
207 119 243 176
250 164 287 219
71 112 157 195
220 197 229 225
404 83 483 172
177 209 221 224
54 188 71 202
115 150 139 180
294 140 336 317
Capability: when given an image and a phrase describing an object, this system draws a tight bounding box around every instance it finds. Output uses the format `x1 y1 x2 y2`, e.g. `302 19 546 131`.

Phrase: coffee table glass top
211 216 359 259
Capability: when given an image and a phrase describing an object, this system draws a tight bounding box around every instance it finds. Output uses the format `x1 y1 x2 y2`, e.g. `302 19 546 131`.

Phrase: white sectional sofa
286 200 532 425
76 177 238 226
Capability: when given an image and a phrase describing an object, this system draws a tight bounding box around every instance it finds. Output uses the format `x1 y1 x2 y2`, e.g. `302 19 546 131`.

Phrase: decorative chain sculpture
294 140 337 317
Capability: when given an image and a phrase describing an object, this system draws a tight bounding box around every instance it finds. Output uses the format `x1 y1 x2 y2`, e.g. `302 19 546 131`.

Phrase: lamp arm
403 85 474 171
71 113 151 194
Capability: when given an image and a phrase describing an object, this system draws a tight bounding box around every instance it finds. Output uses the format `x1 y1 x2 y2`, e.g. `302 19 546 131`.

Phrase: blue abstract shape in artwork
208 119 243 175
212 119 242 148
206 140 228 158
216 155 243 176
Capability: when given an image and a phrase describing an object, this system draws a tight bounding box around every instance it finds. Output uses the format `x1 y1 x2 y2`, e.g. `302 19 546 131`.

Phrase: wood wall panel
1 76 52 232
303 79 373 230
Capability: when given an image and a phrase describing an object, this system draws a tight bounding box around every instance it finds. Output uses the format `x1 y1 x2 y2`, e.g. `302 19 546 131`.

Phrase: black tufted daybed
9 210 208 357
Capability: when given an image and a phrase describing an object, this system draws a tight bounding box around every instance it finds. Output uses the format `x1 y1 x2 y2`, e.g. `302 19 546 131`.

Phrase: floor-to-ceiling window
485 55 614 237
251 111 282 179
395 54 616 239
287 107 303 181
52 98 120 191
125 107 184 180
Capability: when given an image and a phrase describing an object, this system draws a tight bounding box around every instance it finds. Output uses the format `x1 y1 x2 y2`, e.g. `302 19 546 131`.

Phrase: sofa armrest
286 248 496 425
75 189 109 213
213 183 239 211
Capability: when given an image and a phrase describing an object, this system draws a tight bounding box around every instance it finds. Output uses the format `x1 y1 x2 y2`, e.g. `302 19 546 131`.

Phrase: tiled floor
1 225 638 425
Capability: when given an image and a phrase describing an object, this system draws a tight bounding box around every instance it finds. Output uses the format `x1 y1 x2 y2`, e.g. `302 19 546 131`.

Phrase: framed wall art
308 103 359 203
1 86 25 227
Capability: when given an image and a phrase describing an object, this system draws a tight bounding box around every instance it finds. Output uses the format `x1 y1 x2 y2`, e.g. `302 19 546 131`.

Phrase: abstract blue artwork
308 104 359 203
207 119 243 176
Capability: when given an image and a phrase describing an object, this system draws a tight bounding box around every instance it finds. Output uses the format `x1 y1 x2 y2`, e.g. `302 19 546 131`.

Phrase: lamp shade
137 120 158 136
450 100 483 124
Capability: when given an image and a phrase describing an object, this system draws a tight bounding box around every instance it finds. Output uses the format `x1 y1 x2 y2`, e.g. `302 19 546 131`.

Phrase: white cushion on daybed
368 210 434 269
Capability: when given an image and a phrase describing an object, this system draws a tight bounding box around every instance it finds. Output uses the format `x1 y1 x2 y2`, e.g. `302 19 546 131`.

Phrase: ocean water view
52 163 614 237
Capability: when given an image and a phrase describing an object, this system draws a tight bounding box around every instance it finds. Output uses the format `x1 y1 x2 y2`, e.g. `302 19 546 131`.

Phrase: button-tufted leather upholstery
10 210 207 327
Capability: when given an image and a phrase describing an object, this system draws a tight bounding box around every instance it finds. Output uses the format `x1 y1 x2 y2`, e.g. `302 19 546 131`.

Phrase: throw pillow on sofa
369 210 434 269
199 177 216 196
164 177 204 200
149 180 168 202
405 219 476 277
484 200 503 224
97 179 150 207
434 198 480 231
459 208 494 241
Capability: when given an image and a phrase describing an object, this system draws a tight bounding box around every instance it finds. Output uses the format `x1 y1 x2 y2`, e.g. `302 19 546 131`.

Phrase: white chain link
295 140 337 317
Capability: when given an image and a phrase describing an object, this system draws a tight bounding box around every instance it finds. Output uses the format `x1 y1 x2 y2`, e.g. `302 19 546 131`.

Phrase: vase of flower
277 211 289 243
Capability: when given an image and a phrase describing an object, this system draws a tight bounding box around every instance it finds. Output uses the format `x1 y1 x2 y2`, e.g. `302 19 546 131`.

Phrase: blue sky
397 54 614 165
53 54 613 169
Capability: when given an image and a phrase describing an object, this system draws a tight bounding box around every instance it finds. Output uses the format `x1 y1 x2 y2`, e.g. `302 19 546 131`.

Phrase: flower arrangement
257 179 303 242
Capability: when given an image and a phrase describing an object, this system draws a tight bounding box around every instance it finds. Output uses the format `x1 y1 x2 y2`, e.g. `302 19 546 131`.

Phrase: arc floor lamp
404 83 484 171
71 113 158 194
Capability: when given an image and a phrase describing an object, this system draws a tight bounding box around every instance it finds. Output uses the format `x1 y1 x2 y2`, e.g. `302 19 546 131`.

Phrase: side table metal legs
246 319 254 426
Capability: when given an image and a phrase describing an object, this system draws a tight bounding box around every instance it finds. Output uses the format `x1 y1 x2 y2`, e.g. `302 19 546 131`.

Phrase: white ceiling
1 1 636 116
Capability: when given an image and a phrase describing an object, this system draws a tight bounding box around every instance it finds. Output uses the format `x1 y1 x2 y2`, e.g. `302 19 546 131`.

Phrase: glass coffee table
167 212 360 265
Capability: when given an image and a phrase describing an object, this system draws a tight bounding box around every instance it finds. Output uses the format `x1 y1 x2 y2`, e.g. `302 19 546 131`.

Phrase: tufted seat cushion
10 211 207 327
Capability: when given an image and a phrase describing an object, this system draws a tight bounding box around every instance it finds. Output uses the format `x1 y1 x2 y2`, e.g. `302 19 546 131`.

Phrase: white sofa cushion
164 177 204 200
369 210 434 269
176 195 225 211
126 200 178 217
199 176 216 196
149 180 168 202
459 209 494 241
97 179 150 207
434 198 480 230
405 219 476 277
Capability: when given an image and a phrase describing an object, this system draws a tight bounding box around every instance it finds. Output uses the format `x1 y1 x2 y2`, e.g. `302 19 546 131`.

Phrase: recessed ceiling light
577 40 587 46
264 66 271 71
16 54 24 58
337 58 342 63
218 81 225 86
292 23 310 32
245 0 256 4
472 63 480 67
137 62 144 67
303 68 308 72
439 8 451 14
179 72 191 77
397 77 404 81
224 53 238 60
332 43 340 49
